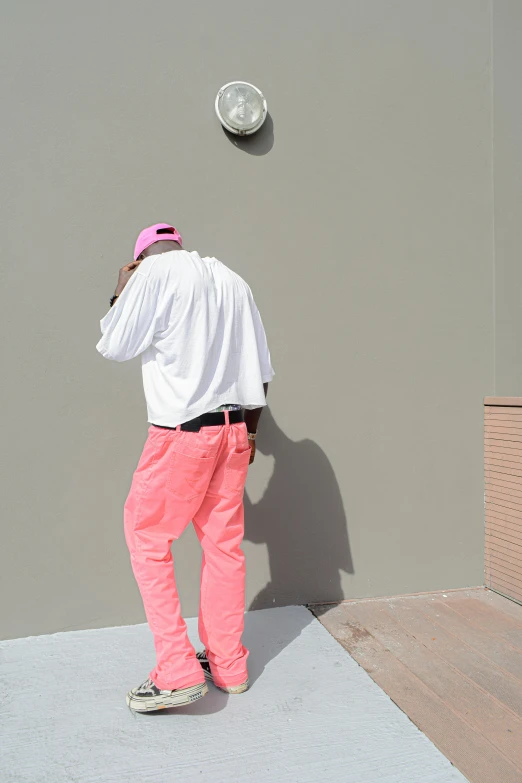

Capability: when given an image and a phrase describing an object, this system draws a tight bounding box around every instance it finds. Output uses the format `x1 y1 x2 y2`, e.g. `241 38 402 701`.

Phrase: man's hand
244 382 268 466
114 259 142 297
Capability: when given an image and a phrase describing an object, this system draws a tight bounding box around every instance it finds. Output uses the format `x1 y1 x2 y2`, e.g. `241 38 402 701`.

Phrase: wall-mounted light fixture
215 81 267 136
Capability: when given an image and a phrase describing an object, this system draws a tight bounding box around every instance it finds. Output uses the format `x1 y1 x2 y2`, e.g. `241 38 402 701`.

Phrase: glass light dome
215 82 267 136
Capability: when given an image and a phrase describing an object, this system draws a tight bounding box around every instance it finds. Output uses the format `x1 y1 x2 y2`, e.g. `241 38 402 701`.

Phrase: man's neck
142 241 183 258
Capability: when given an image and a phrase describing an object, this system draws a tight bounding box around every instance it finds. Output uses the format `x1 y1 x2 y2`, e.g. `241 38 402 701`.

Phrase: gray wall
493 1 522 394
1 0 494 639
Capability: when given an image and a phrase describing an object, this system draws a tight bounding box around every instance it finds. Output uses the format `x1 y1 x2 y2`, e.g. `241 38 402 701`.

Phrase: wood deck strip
463 587 522 623
312 589 522 783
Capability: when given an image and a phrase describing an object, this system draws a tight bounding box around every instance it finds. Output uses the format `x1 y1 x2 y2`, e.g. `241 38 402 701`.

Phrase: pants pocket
224 448 251 494
167 450 214 501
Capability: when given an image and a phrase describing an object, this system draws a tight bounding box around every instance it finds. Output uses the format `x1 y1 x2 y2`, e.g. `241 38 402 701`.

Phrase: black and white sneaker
126 678 208 712
196 651 249 694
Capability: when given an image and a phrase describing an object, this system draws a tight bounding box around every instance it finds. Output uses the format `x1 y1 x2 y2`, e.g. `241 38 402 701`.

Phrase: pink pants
124 419 251 691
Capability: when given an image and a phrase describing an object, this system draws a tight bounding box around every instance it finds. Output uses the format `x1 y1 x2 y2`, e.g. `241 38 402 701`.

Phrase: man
96 223 273 712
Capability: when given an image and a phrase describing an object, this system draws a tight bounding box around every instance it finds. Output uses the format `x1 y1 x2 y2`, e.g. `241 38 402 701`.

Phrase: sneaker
196 651 249 694
126 678 208 712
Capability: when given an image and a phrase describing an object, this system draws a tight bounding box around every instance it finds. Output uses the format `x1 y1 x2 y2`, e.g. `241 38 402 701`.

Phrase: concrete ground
314 588 522 783
1 606 466 783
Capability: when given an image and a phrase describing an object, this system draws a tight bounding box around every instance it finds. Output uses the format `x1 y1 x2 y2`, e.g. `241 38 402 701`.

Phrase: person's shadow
244 408 354 609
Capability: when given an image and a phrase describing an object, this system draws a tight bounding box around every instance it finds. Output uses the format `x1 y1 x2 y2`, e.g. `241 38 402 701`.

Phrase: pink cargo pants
124 417 251 691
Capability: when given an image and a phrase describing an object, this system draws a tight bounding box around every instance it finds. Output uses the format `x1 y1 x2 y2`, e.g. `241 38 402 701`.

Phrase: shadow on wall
222 113 274 156
244 408 354 609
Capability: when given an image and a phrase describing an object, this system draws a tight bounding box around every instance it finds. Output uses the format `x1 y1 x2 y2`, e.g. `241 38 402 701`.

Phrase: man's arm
244 383 269 465
110 259 143 305
96 262 161 363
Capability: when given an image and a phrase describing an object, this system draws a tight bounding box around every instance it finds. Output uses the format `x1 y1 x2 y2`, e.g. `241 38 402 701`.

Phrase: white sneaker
196 651 249 694
126 677 208 712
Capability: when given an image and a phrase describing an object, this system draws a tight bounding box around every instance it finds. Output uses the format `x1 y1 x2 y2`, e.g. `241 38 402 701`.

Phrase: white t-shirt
96 250 274 427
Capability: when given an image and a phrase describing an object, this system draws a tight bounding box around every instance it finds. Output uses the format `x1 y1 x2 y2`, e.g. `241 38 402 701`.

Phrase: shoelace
137 678 155 693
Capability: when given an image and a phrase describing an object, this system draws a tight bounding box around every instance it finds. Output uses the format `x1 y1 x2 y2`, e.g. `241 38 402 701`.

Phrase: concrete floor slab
0 607 466 783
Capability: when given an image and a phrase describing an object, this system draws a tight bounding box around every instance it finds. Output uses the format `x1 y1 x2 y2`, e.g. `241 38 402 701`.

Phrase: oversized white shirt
96 250 274 427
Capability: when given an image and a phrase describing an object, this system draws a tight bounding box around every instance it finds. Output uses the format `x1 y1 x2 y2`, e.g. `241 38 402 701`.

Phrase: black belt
153 409 244 432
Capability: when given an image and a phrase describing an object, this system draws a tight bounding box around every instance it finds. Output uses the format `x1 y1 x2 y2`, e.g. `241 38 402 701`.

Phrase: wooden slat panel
486 433 522 442
485 475 522 494
484 429 522 444
484 449 522 470
486 520 522 544
487 445 522 455
487 498 522 520
489 588 522 607
486 494 522 517
486 459 522 475
486 468 522 485
486 438 522 449
487 583 522 606
487 506 522 526
485 539 522 569
487 408 522 413
486 507 522 529
486 529 522 552
486 422 522 431
485 457 522 475
487 491 522 514
486 431 522 439
485 551 522 580
486 418 522 425
486 487 522 508
484 403 522 605
484 397 522 407
486 446 522 462
486 403 522 410
486 411 522 419
485 409 522 416
486 464 522 480
485 423 522 435
486 479 522 501
486 525 522 549
488 568 522 595
489 577 522 604
484 556 521 581
488 564 522 590
488 561 522 590
487 524 522 545
486 451 522 465
486 468 522 486
486 470 522 483
486 413 522 422
486 450 522 462
485 415 522 423
487 509 522 531
484 547 522 569
485 568 522 592
486 450 522 467
486 556 522 585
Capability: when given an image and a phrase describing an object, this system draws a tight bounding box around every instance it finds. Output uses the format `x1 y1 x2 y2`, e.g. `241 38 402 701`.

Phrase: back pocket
167 450 214 501
224 448 251 494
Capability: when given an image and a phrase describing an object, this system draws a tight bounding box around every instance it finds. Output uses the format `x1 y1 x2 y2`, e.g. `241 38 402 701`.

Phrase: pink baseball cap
134 223 183 260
